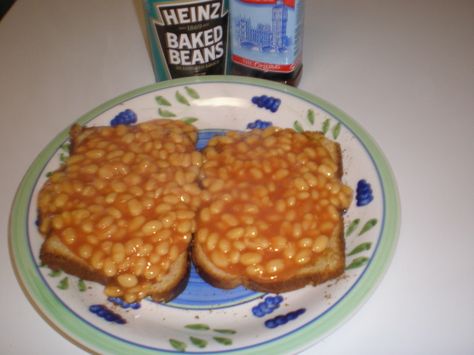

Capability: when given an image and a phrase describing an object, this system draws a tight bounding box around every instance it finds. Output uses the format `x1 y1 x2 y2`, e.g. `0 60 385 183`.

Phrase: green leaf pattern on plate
181 117 199 125
332 122 341 139
322 118 330 134
294 108 346 140
185 323 210 331
60 142 71 152
169 339 187 352
48 269 62 277
158 108 176 117
190 336 207 348
155 95 171 106
213 329 237 334
57 277 69 290
293 120 304 132
345 219 360 237
45 267 88 292
346 256 369 270
59 152 67 163
176 91 190 106
45 265 88 292
348 242 372 256
52 141 71 170
185 86 200 99
45 140 70 176
359 218 378 236
345 217 378 269
213 337 233 346
153 87 200 124
78 279 87 292
171 324 237 350
306 109 315 125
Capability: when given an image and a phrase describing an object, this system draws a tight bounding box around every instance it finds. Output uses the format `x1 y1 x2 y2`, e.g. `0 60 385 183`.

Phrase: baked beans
196 127 352 282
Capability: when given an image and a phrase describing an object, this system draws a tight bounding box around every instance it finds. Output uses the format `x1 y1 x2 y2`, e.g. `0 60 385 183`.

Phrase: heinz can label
143 0 229 81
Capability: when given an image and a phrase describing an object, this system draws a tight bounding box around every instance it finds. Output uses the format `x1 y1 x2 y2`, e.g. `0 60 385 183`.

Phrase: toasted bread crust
303 131 343 179
40 236 111 285
149 252 190 302
40 236 190 302
192 222 345 293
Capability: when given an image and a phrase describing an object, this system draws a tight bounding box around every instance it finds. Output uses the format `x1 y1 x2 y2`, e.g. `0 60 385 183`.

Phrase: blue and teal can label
230 0 303 73
143 0 229 81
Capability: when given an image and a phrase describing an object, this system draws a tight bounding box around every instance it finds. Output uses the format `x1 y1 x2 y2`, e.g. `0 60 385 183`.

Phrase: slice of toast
38 119 201 303
192 127 353 293
40 235 190 302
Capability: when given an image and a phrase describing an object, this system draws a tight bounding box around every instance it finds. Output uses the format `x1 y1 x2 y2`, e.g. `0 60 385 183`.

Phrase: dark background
1 0 15 20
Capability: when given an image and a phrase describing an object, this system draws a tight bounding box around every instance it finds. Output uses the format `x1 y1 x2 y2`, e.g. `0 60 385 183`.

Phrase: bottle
229 0 304 86
142 0 230 81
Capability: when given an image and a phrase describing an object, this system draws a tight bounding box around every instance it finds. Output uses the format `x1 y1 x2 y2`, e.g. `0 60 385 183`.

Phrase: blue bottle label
230 0 303 73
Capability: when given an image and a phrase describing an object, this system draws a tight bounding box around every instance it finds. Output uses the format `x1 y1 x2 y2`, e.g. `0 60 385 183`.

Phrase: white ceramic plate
10 76 400 354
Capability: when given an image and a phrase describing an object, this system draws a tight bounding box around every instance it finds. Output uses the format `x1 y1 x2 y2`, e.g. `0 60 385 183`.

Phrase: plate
9 75 400 354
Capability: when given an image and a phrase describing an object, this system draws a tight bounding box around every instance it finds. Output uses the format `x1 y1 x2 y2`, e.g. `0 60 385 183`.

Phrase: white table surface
1 0 473 354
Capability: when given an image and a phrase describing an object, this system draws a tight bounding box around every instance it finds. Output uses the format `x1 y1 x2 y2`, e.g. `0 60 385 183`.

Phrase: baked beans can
229 0 304 86
142 0 230 81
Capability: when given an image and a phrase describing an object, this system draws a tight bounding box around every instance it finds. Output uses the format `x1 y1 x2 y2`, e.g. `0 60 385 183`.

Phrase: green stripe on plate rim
9 75 400 354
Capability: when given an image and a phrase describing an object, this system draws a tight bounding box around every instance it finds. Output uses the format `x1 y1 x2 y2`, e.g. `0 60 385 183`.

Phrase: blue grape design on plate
110 109 137 126
251 296 305 330
252 295 283 317
264 308 306 329
356 179 374 206
251 95 281 112
89 304 126 324
247 119 272 130
108 297 141 310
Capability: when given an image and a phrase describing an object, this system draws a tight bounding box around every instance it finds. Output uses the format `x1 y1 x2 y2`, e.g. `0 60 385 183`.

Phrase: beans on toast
192 127 353 293
38 119 202 303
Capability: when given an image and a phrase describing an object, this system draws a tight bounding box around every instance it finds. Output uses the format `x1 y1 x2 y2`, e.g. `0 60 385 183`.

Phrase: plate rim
9 75 401 354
